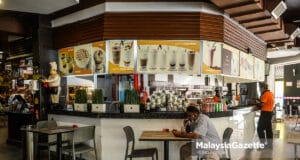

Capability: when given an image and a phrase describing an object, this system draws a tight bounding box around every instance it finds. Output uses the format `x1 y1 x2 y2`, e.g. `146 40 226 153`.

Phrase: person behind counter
257 82 274 149
213 89 221 102
172 105 222 160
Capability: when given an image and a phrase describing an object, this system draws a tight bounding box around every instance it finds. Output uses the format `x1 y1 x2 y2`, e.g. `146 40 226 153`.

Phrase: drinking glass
187 50 195 70
209 43 216 68
139 47 149 70
150 48 158 69
169 50 176 70
179 51 186 70
123 44 131 67
112 43 121 65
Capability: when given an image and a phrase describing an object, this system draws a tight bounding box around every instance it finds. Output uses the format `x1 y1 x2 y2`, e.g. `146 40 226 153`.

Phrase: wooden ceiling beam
238 14 271 23
254 28 282 34
231 9 264 18
220 1 258 10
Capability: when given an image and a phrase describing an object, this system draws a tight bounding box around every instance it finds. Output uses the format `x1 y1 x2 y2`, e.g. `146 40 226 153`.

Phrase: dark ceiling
283 0 300 26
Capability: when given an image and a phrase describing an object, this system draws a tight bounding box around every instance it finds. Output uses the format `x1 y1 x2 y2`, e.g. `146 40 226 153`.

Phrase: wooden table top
287 131 300 144
139 131 192 141
23 126 74 135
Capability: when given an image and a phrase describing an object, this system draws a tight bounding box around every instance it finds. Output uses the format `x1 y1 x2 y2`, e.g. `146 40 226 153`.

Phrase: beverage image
188 50 195 70
160 49 167 70
139 46 149 70
169 50 176 70
123 45 131 67
209 42 216 68
112 44 121 65
179 51 186 70
150 48 158 69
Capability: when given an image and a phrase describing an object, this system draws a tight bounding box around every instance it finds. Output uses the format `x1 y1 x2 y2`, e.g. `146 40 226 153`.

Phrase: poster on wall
92 41 106 74
74 44 93 74
222 44 239 76
202 41 222 74
137 40 200 74
254 57 265 81
58 47 75 75
240 51 254 80
109 40 134 74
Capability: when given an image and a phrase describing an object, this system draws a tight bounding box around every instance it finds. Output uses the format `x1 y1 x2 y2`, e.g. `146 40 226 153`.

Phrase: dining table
21 125 74 160
287 131 300 159
139 130 192 160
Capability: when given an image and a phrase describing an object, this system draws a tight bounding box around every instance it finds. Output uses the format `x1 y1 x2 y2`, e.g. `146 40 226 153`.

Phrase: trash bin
21 125 34 160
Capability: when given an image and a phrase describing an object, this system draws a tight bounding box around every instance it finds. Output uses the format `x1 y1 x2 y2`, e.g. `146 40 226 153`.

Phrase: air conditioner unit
290 28 300 40
271 1 287 19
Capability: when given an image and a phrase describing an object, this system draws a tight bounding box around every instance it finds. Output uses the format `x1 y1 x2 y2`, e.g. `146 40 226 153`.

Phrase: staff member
172 106 222 160
257 82 274 149
213 89 221 102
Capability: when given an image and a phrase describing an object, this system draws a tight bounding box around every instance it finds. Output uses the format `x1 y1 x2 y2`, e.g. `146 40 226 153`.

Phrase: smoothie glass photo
139 46 149 70
187 50 195 70
111 43 121 65
123 42 132 67
169 50 176 70
179 50 186 70
150 48 158 69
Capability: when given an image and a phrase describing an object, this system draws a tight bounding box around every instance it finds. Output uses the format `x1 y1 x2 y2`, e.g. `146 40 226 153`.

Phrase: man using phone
172 105 222 160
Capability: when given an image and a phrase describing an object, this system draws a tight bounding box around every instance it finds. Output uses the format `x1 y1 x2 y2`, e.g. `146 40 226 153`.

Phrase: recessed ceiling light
0 51 3 54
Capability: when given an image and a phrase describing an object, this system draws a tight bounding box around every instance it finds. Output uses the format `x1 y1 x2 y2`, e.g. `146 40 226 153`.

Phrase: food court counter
48 105 258 160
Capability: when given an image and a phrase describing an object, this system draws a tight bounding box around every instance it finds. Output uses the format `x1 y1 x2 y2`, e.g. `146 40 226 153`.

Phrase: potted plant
124 89 140 113
91 89 106 113
74 89 88 112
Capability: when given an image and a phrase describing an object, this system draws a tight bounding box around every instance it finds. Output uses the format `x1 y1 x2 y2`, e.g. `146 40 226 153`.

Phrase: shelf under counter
49 110 234 119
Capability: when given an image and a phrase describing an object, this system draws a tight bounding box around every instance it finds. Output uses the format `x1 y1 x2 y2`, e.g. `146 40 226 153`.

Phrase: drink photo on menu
139 46 149 71
178 49 186 71
123 41 133 68
169 49 177 71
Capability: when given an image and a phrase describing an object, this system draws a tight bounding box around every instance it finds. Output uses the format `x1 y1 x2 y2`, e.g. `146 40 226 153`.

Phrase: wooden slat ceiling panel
249 22 281 33
234 10 270 22
257 30 289 41
242 17 278 28
224 18 267 60
103 13 201 40
224 2 263 16
209 0 260 8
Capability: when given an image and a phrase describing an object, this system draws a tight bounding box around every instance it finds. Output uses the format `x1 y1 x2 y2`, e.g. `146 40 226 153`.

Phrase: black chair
123 126 158 160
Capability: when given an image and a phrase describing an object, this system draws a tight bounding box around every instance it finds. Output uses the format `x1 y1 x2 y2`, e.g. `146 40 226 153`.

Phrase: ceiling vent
271 1 287 19
290 28 300 40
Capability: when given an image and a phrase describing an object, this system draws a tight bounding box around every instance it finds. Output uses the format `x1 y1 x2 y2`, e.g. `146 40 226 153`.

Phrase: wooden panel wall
103 13 202 40
53 12 266 60
200 13 224 42
224 18 267 60
53 15 104 49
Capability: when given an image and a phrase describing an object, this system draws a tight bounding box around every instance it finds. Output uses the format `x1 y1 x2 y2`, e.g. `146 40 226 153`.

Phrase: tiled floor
0 117 299 160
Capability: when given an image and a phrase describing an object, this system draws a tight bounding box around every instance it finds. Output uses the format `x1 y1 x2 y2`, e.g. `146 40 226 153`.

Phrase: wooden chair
123 126 158 160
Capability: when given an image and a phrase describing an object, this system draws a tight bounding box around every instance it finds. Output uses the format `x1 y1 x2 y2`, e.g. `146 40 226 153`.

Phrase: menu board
202 41 222 74
109 40 134 74
254 57 265 81
58 47 75 75
240 51 254 80
73 44 93 74
137 40 200 74
222 44 239 76
92 41 106 74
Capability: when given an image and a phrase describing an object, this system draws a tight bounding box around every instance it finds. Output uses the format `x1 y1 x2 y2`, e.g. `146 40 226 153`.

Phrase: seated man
172 106 222 160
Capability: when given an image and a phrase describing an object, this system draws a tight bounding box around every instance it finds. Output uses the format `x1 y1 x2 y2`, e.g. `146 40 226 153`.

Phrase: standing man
257 82 274 149
172 105 222 160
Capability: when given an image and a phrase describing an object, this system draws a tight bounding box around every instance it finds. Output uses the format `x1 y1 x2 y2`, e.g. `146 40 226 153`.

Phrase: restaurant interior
0 0 300 160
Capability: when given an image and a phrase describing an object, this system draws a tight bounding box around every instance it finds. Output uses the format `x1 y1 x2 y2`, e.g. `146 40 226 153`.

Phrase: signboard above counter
57 40 265 82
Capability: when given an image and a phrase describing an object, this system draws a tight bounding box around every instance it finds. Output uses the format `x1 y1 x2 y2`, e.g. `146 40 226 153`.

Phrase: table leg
57 133 62 160
164 141 169 160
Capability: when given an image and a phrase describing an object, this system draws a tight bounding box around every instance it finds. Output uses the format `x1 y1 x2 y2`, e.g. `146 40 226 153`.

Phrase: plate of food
75 48 91 69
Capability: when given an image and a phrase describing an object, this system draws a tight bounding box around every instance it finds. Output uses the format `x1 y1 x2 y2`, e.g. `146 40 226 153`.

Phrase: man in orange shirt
257 82 274 149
